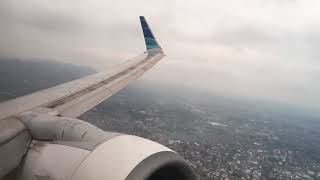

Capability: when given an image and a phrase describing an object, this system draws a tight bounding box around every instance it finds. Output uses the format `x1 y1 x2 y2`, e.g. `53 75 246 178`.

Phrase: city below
1 59 319 180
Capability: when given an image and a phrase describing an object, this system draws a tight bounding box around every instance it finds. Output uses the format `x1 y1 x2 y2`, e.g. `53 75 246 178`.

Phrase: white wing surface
0 16 164 120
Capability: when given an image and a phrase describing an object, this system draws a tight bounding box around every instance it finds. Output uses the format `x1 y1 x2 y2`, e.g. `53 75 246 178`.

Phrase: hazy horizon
1 0 319 111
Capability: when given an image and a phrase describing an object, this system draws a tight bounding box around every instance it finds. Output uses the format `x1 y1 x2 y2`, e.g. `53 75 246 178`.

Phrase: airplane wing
0 16 164 120
0 17 196 180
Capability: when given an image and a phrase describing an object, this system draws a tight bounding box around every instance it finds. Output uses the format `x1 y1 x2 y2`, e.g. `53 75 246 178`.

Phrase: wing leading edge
0 16 165 120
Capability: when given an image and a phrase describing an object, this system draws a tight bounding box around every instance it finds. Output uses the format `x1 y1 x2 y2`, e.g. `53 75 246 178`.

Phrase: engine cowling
16 111 196 180
20 135 196 180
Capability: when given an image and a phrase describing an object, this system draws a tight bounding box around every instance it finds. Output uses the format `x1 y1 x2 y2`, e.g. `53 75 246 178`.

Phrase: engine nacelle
15 111 196 180
20 135 195 180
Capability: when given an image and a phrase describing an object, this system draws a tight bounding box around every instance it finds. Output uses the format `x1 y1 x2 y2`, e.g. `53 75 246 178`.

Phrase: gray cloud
0 0 320 110
21 12 84 33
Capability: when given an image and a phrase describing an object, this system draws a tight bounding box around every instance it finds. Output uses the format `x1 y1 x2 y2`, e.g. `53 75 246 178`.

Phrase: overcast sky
1 0 320 110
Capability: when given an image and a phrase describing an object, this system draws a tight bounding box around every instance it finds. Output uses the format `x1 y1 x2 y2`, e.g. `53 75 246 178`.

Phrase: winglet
139 16 162 51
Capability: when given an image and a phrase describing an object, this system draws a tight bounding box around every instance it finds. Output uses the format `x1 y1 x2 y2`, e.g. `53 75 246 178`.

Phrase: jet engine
2 111 196 180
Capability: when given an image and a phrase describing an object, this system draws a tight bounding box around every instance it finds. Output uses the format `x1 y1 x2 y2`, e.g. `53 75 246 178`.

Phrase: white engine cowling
15 112 196 180
20 135 196 180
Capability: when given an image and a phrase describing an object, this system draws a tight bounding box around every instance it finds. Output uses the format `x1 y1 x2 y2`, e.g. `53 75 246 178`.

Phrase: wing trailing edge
0 17 165 120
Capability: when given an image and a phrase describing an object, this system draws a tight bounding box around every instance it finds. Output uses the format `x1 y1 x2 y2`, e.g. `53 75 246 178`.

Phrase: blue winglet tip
139 16 161 50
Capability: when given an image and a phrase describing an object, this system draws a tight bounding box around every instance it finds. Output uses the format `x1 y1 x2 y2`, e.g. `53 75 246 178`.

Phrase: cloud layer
1 0 320 110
